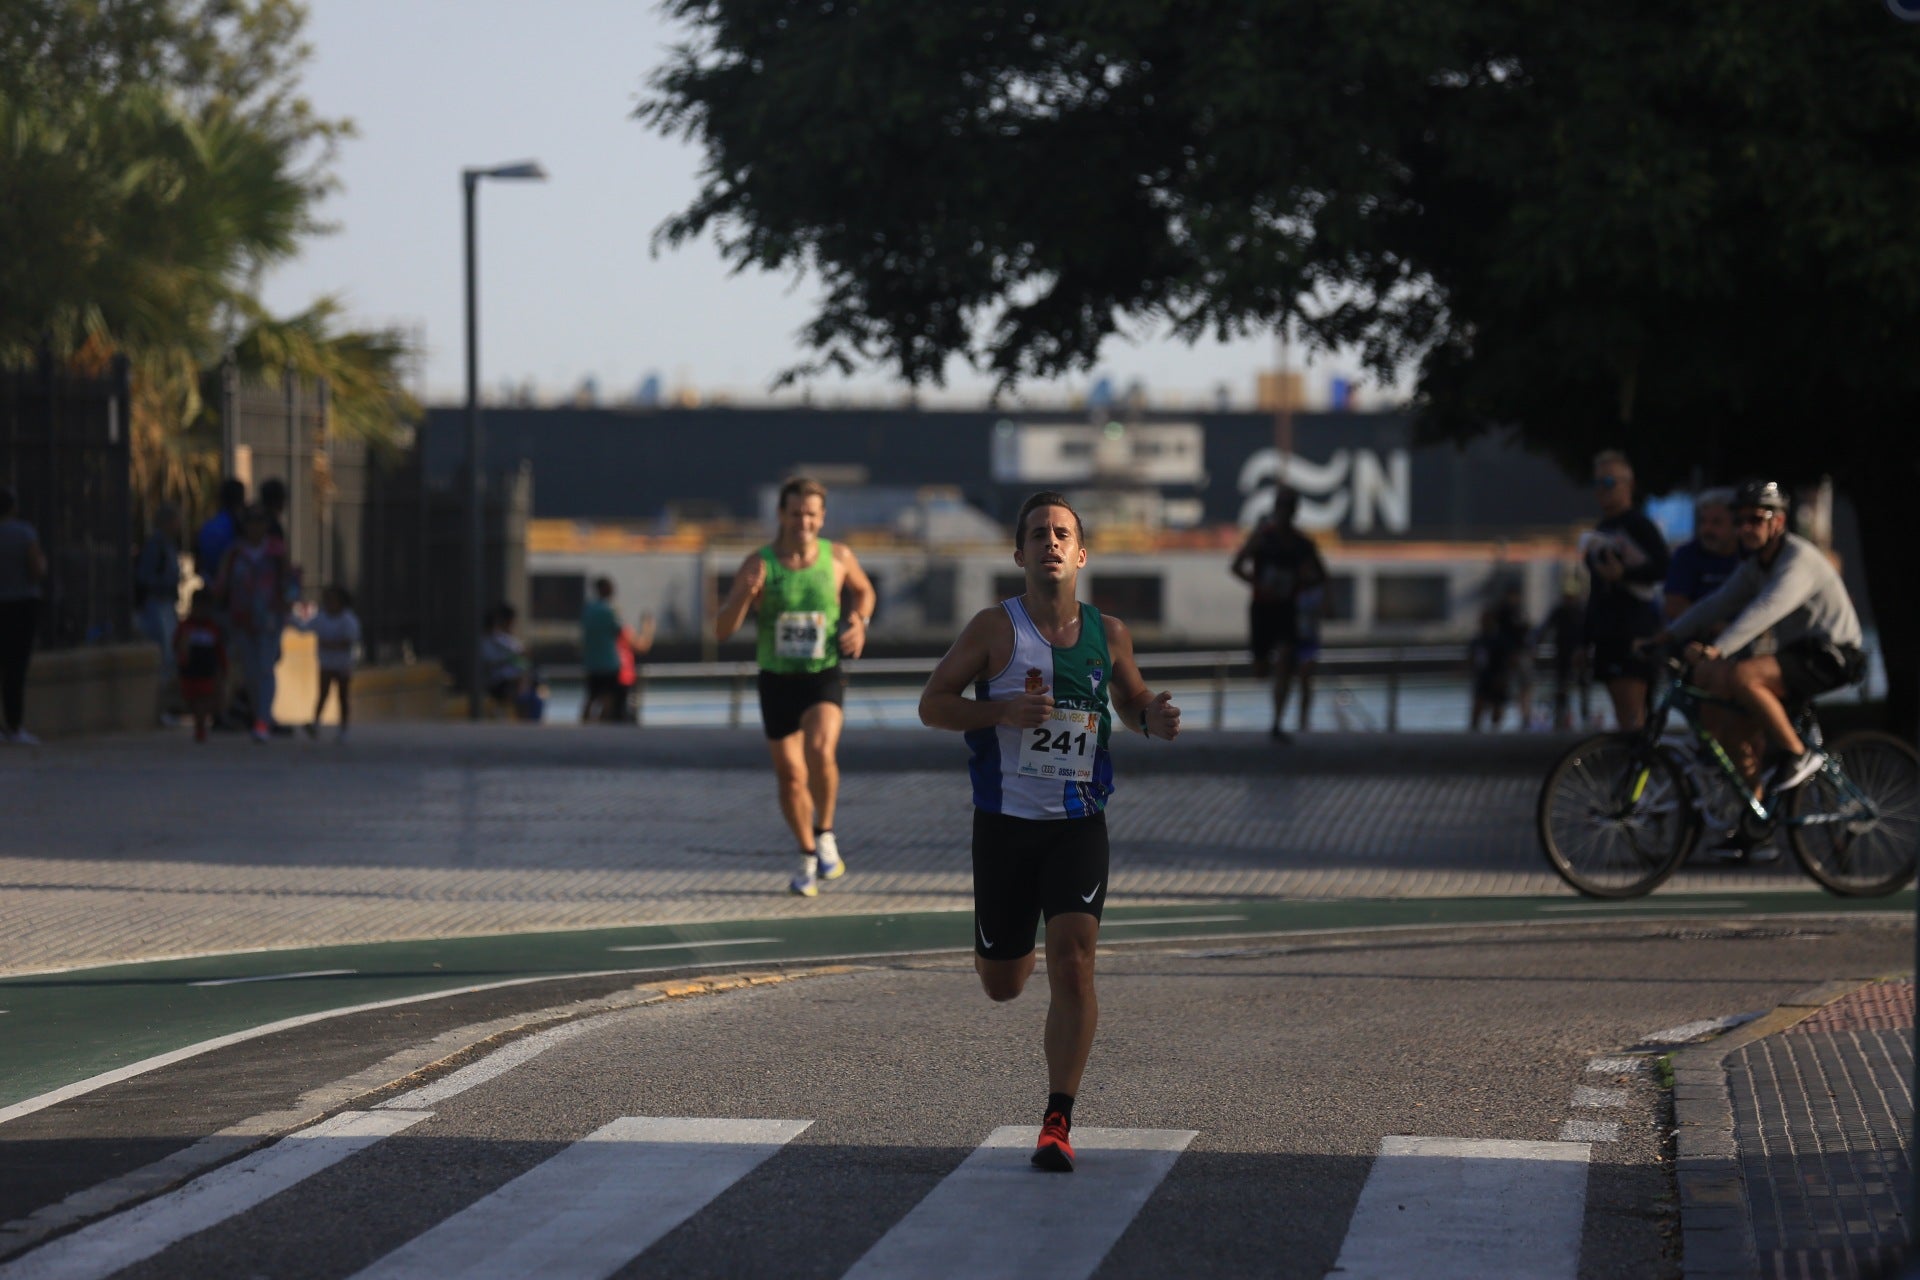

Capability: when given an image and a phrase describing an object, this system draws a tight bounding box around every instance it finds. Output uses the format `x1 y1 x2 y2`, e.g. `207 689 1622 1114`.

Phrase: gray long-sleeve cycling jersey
1669 532 1862 657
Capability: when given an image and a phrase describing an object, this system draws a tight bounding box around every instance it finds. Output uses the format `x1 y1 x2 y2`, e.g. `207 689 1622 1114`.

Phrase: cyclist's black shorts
972 809 1108 962
1776 638 1866 702
757 666 845 739
1592 637 1652 683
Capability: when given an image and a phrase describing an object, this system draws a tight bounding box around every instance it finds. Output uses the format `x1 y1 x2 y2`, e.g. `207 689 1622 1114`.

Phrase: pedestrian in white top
291 586 361 741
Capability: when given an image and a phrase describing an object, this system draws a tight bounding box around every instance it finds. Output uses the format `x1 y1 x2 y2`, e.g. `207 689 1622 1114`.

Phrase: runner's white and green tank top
967 598 1114 819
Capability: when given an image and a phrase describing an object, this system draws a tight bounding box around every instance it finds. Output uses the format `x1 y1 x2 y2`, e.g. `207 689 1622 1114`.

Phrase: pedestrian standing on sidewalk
194 478 246 729
291 586 360 741
216 507 288 743
135 503 184 726
580 578 654 723
173 589 227 743
713 476 877 897
919 490 1183 1173
1231 484 1327 743
1581 450 1669 730
0 485 47 745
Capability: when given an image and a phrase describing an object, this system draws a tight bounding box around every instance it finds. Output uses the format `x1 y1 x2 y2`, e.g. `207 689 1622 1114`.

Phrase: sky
258 0 1384 411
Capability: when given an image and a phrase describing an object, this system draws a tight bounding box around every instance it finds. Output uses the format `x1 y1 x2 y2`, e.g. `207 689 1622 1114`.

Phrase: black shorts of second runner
1249 600 1299 664
972 809 1109 962
757 666 846 739
1591 636 1652 684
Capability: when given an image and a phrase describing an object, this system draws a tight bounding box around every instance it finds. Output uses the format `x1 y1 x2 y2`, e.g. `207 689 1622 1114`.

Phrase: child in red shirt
173 589 227 743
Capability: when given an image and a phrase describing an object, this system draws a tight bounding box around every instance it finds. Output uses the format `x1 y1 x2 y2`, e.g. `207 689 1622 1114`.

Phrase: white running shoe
1773 749 1826 793
789 856 819 898
815 832 845 881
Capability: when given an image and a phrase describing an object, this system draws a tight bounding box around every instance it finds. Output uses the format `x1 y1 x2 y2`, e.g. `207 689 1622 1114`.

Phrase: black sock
814 826 832 837
1046 1092 1075 1127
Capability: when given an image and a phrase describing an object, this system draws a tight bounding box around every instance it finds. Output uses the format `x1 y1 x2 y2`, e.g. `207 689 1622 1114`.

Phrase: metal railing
547 645 1504 732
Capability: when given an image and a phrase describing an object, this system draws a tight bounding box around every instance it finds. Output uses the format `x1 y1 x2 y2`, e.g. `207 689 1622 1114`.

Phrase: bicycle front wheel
1539 733 1694 898
1788 731 1919 897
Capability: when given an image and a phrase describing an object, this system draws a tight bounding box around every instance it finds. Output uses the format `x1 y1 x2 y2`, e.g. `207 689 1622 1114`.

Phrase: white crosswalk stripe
0 1109 432 1280
843 1126 1197 1280
1329 1136 1590 1280
350 1117 812 1280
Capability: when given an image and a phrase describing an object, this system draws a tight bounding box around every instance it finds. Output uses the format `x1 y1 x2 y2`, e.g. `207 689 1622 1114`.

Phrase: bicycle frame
1642 664 1879 833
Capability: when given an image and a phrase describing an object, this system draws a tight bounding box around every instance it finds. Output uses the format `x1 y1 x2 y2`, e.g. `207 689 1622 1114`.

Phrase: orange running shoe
1032 1111 1075 1172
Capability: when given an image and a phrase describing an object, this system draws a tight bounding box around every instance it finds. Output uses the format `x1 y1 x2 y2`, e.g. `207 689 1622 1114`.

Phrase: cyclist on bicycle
1653 479 1865 795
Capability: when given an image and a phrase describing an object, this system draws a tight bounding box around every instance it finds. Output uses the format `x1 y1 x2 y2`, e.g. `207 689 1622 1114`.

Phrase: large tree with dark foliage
645 0 1920 732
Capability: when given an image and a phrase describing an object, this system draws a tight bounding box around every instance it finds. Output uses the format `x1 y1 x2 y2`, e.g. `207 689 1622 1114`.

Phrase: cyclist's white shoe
1773 749 1826 793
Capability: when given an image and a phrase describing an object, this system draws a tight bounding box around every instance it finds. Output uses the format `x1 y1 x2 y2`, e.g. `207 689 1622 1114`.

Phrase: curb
1669 978 1881 1279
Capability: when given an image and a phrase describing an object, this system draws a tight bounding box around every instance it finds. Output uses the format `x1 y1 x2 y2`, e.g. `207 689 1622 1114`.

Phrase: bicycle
1537 653 1918 898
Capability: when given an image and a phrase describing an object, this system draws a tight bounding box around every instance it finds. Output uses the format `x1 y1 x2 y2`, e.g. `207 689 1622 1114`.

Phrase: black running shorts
971 809 1109 962
1249 601 1299 663
1591 637 1652 684
757 666 845 739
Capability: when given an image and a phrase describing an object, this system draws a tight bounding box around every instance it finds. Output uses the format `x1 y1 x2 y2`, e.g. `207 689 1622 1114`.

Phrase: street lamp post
462 161 546 720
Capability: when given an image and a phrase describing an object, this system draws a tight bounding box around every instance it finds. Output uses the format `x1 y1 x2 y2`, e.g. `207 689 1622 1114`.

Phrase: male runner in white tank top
919 491 1182 1172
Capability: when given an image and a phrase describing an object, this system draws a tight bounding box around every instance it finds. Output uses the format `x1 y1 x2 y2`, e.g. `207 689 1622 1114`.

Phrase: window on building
1375 574 1451 624
1090 575 1163 623
923 565 958 626
529 574 586 622
1319 574 1357 623
993 574 1025 602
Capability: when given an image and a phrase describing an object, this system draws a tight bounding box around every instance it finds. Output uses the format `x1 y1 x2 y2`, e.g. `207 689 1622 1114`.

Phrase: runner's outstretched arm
1103 615 1182 740
712 552 767 642
835 544 878 658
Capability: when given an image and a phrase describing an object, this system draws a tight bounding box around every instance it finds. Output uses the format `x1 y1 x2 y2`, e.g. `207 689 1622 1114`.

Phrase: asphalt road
2 917 1909 1279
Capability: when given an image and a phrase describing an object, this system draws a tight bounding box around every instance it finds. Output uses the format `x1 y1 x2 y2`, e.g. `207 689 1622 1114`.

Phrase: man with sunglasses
1581 450 1670 729
1655 479 1865 793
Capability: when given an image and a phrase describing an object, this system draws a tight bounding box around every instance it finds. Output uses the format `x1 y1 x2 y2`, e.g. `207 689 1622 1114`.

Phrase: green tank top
755 540 841 673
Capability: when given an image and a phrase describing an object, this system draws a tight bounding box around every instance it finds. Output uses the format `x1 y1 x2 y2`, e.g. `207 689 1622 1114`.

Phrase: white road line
1560 1120 1621 1143
187 969 357 987
0 967 648 1128
1101 915 1249 928
1586 1057 1644 1074
350 1117 811 1280
1570 1086 1628 1109
1537 900 1747 912
1640 1012 1760 1044
1329 1136 1590 1280
0 1109 431 1280
844 1126 1195 1280
606 937 781 953
375 1017 602 1111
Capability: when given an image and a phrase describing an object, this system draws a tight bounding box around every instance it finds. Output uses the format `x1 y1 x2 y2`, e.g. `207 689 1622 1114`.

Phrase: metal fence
0 355 133 649
223 371 530 673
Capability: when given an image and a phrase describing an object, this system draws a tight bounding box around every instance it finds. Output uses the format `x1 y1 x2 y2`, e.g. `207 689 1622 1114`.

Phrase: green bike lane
2 890 1911 1117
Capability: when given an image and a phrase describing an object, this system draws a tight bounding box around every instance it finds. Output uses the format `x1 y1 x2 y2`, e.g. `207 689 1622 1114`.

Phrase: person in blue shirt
580 577 653 723
193 479 247 592
1664 487 1742 624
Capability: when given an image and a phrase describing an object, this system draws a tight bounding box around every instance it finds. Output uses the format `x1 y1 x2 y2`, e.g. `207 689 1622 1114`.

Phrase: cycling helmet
1732 478 1789 512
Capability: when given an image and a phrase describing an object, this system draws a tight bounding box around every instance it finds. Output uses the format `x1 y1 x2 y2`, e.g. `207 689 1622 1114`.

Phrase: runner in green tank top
714 477 877 897
918 491 1183 1172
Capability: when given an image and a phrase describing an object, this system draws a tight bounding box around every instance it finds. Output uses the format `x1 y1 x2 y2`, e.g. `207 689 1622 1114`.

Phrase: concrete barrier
17 643 161 739
18 633 447 739
274 630 448 727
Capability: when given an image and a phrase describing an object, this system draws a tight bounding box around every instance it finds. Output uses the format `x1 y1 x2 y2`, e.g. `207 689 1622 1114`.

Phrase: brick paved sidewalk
0 724 1839 974
1678 979 1916 1279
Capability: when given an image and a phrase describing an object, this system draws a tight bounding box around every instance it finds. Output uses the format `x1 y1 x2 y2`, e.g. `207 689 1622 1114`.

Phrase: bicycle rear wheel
1788 731 1919 897
1539 733 1695 897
